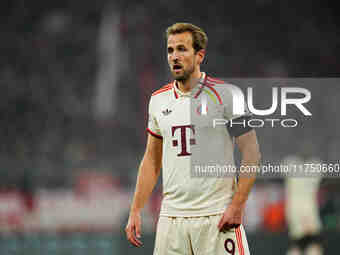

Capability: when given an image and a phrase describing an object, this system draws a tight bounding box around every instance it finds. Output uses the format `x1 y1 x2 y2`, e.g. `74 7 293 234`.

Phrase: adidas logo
162 109 172 116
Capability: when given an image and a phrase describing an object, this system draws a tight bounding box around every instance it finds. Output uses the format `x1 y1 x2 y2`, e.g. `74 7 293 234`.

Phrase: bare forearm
219 130 260 230
130 157 160 213
231 175 256 208
231 154 260 207
232 130 261 208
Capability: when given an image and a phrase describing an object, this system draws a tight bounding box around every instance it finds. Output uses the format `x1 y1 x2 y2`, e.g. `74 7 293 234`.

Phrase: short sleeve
147 96 163 139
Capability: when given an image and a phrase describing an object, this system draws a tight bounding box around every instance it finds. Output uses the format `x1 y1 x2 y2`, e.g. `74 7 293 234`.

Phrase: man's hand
125 211 143 247
125 134 162 247
217 204 244 232
217 129 260 233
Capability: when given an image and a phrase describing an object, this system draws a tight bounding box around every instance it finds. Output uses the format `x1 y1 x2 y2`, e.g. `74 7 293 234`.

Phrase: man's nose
172 51 180 61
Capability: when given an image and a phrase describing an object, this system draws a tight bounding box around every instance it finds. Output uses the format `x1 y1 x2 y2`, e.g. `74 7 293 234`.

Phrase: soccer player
284 155 323 255
125 23 261 255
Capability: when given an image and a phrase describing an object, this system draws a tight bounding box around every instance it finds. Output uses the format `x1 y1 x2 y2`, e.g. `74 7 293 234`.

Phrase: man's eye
168 48 173 53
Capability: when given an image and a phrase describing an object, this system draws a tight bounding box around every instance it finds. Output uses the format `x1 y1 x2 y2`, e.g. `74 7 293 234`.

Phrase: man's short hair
166 23 208 53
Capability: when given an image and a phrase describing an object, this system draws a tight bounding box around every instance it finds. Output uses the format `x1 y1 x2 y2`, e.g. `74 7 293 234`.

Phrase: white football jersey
147 73 250 217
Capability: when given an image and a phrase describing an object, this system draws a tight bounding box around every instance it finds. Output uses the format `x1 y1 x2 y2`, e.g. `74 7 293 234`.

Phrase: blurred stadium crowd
0 0 339 253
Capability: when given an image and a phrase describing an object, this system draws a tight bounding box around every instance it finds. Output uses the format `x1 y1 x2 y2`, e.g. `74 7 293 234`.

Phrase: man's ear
196 49 206 65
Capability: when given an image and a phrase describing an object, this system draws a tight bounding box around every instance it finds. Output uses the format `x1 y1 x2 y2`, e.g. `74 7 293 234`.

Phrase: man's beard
172 65 195 83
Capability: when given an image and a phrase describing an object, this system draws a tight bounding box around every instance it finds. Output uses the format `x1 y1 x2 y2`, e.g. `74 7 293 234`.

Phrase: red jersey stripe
205 84 223 105
152 83 173 96
207 76 224 84
174 89 178 99
147 128 163 139
152 86 172 96
235 226 245 255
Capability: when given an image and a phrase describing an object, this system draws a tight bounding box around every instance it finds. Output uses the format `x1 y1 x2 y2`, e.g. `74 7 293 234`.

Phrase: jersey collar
173 72 207 99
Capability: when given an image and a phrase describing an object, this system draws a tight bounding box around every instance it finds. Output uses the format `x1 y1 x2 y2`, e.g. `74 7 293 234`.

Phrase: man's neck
177 70 202 93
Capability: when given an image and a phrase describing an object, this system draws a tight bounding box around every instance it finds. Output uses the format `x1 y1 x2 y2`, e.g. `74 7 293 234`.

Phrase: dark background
0 0 339 254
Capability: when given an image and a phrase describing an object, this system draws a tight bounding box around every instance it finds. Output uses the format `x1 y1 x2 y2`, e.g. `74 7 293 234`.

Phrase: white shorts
153 214 250 255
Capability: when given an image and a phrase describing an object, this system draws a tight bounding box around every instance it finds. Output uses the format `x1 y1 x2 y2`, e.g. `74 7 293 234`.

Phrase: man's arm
125 134 163 246
218 129 261 232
